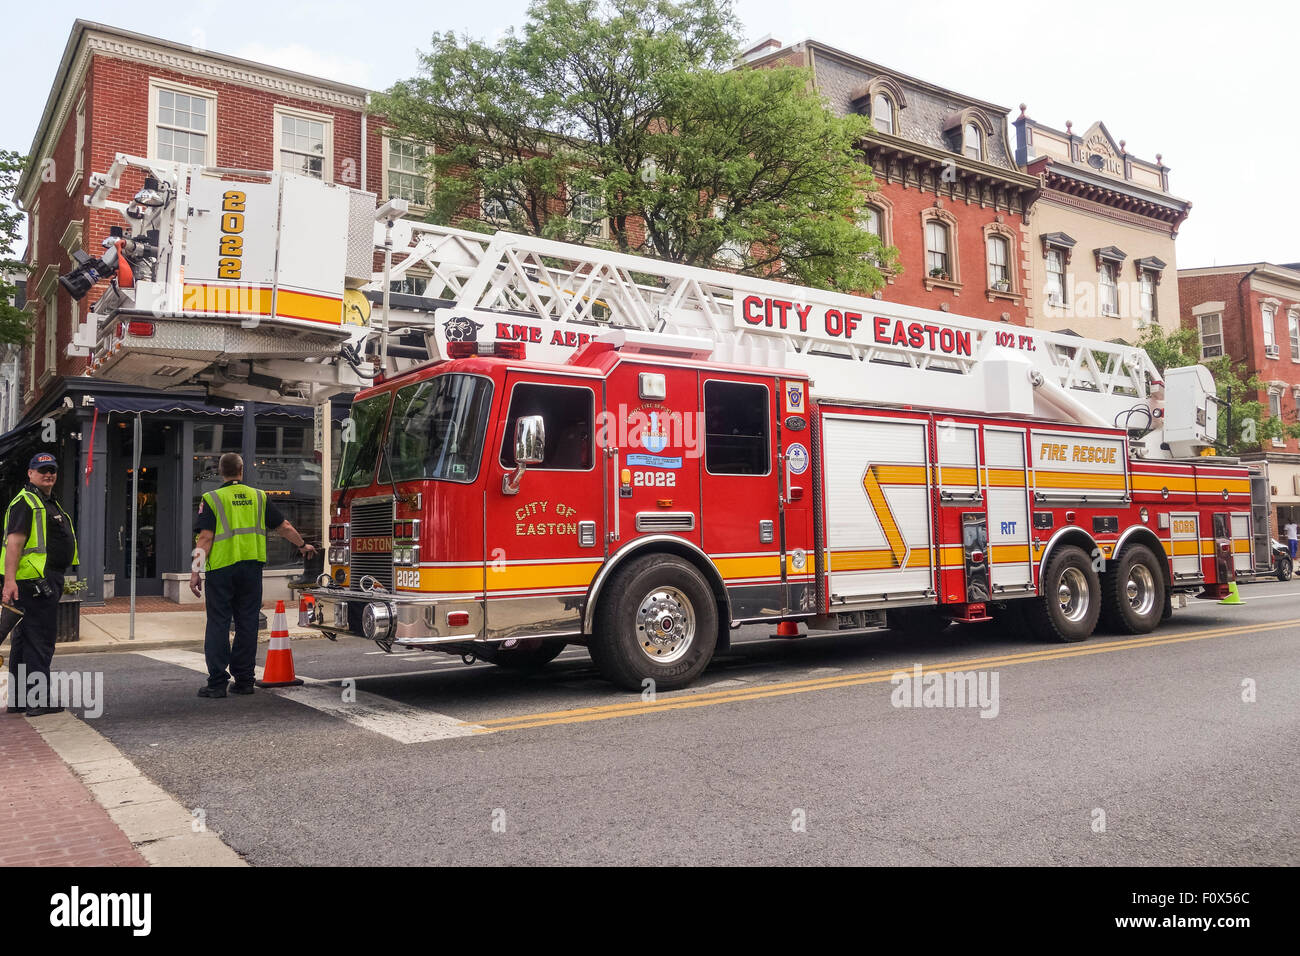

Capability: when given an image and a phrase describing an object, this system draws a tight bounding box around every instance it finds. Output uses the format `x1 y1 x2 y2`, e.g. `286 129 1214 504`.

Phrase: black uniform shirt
194 481 287 534
4 482 76 574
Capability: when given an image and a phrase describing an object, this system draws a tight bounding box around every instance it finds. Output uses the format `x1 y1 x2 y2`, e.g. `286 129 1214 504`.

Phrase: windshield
336 392 392 490
387 374 494 483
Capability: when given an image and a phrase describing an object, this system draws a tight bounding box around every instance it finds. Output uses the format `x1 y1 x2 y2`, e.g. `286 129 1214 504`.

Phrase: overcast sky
2 0 1292 269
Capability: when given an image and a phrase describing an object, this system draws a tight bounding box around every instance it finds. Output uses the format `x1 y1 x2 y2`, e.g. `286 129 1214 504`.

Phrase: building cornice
1035 191 1182 238
862 132 1040 192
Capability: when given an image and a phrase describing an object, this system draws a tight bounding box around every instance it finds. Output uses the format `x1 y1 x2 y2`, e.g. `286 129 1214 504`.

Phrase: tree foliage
1137 324 1300 455
0 149 31 346
374 0 893 292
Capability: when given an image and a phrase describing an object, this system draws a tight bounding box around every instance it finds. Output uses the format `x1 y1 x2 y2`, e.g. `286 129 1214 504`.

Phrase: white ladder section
382 222 1163 430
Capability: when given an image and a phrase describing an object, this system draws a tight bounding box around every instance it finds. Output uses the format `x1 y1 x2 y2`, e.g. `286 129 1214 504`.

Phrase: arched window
926 221 950 276
872 94 894 135
986 235 1009 289
964 123 982 161
861 206 882 238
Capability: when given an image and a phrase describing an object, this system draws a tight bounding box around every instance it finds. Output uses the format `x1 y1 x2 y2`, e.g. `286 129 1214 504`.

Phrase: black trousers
6 574 64 709
203 561 263 687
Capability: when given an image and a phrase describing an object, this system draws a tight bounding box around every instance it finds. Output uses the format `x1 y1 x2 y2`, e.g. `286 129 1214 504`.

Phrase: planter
56 595 81 643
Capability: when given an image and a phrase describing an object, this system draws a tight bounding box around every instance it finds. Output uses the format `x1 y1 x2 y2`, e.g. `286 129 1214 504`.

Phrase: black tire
1277 557 1293 582
1100 544 1166 635
591 554 718 691
475 639 566 671
887 606 951 637
1027 545 1100 643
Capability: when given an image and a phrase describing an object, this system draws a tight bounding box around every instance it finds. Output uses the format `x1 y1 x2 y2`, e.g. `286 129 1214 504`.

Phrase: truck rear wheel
475 639 566 671
591 554 718 691
1101 544 1166 635
1028 545 1099 643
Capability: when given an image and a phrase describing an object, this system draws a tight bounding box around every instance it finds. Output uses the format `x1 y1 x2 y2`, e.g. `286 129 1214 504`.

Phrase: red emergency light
126 321 155 337
446 341 526 360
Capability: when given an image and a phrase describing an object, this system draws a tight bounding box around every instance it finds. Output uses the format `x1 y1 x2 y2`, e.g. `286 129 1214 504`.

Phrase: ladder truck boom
67 156 1215 459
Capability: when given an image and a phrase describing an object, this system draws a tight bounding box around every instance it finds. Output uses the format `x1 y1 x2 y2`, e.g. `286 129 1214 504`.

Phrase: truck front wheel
591 555 718 691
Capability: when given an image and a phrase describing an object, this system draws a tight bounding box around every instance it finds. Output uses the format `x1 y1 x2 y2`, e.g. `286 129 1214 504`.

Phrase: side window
704 380 769 475
500 383 594 470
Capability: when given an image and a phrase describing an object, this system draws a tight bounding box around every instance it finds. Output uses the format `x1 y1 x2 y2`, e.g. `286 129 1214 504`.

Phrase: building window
274 106 333 182
1270 390 1285 446
986 235 1009 290
71 93 85 186
1198 313 1223 358
1263 303 1277 352
385 138 430 206
572 186 608 239
1100 262 1119 316
28 201 38 268
1045 248 1066 305
872 93 894 135
389 271 430 296
1139 270 1157 325
149 79 216 166
1290 310 1300 363
925 220 950 277
963 123 982 161
44 291 57 381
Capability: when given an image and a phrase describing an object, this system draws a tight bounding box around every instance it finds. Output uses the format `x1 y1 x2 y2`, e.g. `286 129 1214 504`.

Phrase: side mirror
503 415 545 495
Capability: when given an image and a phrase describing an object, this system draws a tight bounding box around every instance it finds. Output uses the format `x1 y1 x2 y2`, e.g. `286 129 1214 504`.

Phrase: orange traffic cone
257 600 304 688
298 591 316 628
773 620 802 639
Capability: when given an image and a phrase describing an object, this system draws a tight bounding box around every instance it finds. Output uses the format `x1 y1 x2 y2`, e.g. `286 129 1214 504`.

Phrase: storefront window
191 422 244 534
255 421 320 569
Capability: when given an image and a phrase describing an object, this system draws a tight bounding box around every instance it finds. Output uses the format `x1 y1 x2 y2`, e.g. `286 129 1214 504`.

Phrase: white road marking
135 649 482 742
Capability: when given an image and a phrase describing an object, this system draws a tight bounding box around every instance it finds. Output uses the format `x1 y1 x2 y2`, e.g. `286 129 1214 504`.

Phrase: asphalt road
51 580 1300 865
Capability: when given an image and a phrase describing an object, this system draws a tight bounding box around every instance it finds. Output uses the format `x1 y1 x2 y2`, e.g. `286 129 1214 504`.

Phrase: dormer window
872 94 894 135
964 123 982 161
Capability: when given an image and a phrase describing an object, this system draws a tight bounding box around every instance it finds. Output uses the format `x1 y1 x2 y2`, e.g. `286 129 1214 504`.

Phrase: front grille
350 497 394 590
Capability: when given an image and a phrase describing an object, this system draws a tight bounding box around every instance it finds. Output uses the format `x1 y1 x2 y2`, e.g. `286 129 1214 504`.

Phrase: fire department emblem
641 410 668 453
443 315 483 342
785 381 805 414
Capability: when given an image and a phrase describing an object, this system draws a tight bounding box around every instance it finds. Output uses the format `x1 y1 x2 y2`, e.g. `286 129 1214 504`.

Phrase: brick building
1015 112 1190 343
1179 264 1300 533
2 19 386 603
744 38 1041 325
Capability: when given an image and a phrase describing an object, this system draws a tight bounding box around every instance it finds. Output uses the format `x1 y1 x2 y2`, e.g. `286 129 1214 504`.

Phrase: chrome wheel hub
1126 564 1156 617
1057 567 1090 623
636 586 695 664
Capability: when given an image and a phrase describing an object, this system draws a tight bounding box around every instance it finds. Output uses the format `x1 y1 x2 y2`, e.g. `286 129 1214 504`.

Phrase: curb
51 629 329 656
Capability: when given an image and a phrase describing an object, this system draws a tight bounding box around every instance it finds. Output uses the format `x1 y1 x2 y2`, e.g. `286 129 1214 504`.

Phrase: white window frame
926 220 950 276
1270 388 1285 446
986 235 1009 289
68 92 86 193
1139 270 1157 325
1262 303 1277 350
1100 261 1119 316
1045 248 1066 306
382 135 431 209
43 290 57 384
964 123 983 161
571 185 610 240
148 77 217 166
273 104 334 183
1289 309 1300 363
28 201 38 268
1198 312 1223 359
872 94 894 135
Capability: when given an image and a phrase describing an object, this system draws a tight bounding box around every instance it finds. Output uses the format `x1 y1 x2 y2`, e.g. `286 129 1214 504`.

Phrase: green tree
0 150 32 346
1136 324 1300 455
374 0 893 292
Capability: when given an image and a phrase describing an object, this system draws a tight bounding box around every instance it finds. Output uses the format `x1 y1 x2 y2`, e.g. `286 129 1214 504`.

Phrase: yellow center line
468 617 1300 733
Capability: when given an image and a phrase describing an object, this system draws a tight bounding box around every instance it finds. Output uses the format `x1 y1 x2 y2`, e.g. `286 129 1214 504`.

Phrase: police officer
190 453 316 698
1 453 78 717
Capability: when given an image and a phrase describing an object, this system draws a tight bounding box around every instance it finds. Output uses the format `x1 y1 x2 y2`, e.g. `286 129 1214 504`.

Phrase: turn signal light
446 611 470 627
126 320 155 337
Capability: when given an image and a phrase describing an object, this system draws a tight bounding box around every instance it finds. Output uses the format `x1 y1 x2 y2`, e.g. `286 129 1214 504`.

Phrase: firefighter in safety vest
190 453 315 698
2 453 79 717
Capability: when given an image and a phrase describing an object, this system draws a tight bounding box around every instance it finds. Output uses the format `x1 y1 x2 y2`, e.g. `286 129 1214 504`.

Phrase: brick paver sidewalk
0 714 144 867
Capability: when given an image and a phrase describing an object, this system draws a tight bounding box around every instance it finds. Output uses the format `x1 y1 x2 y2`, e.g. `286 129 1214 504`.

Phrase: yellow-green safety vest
1 488 79 580
203 483 268 571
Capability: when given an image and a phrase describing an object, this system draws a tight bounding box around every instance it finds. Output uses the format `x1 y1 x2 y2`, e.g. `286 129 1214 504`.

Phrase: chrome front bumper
308 587 484 646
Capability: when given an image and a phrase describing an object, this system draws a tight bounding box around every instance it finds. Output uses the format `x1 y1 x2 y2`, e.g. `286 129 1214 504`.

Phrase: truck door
699 376 784 622
983 426 1033 595
486 373 605 641
935 420 987 605
778 378 816 614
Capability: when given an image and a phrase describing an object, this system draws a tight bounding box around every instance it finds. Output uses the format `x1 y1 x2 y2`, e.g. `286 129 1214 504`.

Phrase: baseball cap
29 453 58 472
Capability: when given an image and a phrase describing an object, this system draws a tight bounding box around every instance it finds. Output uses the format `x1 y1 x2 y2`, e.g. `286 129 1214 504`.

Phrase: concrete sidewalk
59 610 323 655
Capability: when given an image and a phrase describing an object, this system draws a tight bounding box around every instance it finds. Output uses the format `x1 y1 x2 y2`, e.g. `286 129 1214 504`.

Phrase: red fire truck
65 157 1259 691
